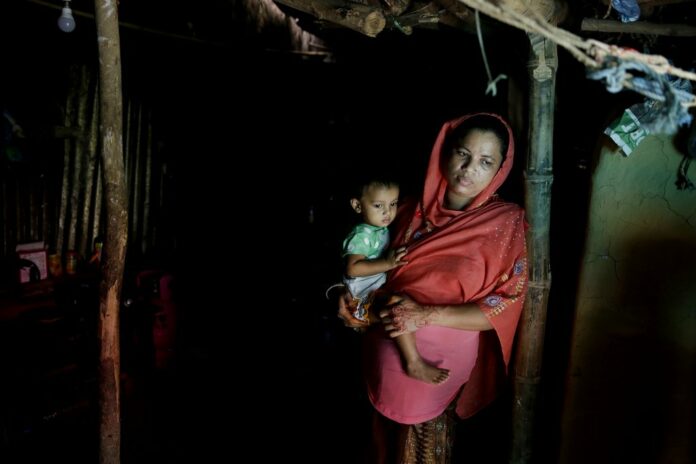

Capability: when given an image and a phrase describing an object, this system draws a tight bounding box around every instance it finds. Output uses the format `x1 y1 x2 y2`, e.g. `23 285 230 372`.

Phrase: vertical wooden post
510 33 556 464
94 1 127 463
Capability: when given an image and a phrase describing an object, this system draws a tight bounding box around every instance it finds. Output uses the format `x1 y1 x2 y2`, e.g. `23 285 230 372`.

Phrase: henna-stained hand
379 294 437 337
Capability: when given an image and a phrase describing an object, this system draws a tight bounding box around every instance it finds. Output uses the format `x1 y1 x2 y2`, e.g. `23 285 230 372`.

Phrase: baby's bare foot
405 359 449 385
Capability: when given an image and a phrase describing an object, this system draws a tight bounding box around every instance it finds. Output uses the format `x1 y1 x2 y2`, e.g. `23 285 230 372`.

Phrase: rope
475 10 507 97
456 0 696 105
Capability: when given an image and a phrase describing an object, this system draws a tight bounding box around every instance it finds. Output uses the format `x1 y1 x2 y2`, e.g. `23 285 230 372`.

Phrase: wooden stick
274 0 386 37
94 0 127 462
435 0 476 30
581 18 696 37
389 2 443 28
601 0 696 5
384 0 411 15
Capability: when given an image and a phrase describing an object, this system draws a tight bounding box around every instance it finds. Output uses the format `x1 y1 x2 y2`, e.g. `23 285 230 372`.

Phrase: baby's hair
350 172 400 200
447 114 509 159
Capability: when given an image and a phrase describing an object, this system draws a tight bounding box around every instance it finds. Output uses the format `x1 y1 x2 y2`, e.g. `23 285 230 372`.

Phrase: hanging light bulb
57 0 76 33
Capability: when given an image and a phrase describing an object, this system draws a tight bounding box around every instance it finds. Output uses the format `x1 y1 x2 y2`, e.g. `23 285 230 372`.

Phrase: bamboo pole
78 67 94 257
131 104 143 250
88 81 101 240
510 33 556 464
57 70 77 255
600 0 696 6
67 118 82 252
94 0 127 462
581 18 696 37
93 158 103 241
141 115 153 255
56 122 71 254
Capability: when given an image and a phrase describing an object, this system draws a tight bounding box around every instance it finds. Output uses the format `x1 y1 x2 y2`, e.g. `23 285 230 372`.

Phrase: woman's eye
374 204 382 209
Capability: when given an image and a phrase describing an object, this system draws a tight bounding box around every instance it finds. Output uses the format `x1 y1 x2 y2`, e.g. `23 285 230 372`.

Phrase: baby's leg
395 333 449 384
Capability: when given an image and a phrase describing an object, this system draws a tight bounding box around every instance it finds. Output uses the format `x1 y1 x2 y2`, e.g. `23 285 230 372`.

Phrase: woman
338 113 528 463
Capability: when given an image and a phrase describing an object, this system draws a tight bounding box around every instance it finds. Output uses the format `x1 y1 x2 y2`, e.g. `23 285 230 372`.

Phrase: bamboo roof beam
581 18 696 37
274 0 386 37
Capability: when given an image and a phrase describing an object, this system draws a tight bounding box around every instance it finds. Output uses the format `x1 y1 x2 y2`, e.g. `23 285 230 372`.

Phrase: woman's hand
379 294 437 338
337 290 370 330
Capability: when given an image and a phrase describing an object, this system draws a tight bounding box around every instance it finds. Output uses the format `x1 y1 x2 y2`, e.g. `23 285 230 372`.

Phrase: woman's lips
457 175 473 187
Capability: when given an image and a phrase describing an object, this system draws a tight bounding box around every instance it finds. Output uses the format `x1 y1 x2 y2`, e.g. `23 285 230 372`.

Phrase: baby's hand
386 246 408 269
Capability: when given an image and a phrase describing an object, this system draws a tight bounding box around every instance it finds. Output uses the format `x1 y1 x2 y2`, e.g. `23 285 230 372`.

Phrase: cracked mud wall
559 135 696 464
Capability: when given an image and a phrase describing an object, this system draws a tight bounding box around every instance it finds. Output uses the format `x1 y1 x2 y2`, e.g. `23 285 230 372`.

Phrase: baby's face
358 184 399 227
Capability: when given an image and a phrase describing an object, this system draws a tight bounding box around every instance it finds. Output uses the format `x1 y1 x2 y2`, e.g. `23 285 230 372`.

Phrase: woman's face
444 129 504 210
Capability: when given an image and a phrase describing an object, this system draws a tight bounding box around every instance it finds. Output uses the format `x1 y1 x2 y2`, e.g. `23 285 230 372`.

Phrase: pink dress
366 326 479 424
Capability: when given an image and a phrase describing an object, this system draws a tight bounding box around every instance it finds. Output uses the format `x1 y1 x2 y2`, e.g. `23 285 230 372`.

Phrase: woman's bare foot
405 359 449 384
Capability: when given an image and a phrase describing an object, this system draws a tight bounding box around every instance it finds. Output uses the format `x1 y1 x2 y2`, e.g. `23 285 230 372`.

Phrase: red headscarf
384 113 528 418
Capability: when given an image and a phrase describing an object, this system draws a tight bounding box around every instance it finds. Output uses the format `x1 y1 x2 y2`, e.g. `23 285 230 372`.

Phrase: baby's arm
345 247 407 278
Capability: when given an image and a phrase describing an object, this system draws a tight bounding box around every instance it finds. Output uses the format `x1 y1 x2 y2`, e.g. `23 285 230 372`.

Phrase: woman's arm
379 294 493 337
